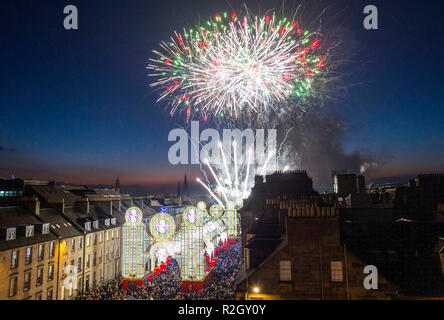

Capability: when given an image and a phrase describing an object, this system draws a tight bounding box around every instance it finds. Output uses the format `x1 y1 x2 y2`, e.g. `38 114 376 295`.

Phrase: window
86 235 90 247
11 250 18 269
86 254 90 269
105 219 110 227
93 221 99 229
106 231 109 241
116 245 119 257
331 261 343 282
42 224 50 235
36 267 43 286
85 222 91 231
6 228 16 241
111 245 114 258
111 218 116 225
99 233 103 243
35 292 42 300
93 234 97 245
98 250 102 263
48 263 54 281
77 257 82 271
9 277 17 297
78 237 83 249
280 261 292 281
25 247 32 265
49 242 55 258
244 248 250 270
71 239 75 252
24 271 31 291
38 244 44 261
116 229 119 239
106 247 109 260
25 225 34 237
93 252 96 266
47 288 53 300
111 230 114 240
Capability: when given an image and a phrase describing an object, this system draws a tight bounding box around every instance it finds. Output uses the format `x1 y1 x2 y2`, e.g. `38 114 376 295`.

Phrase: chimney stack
20 196 40 216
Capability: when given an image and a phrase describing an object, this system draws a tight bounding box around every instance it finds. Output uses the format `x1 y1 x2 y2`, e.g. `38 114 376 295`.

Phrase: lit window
49 242 55 258
36 267 43 286
280 261 292 281
25 247 32 265
48 263 54 281
85 222 91 231
93 221 99 229
25 225 34 237
331 261 343 282
86 235 90 247
11 250 18 269
105 219 110 227
42 224 50 234
78 238 83 249
9 277 17 297
71 239 75 252
6 228 16 241
47 288 53 300
24 271 31 291
38 244 44 261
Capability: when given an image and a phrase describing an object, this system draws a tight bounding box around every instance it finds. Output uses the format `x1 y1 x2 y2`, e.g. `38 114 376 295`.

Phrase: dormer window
6 228 16 241
85 222 91 231
111 218 116 225
25 225 34 238
105 219 110 227
42 224 50 235
93 221 99 229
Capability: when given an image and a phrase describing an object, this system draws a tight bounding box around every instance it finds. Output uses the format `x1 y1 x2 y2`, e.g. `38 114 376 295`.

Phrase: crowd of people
80 240 241 300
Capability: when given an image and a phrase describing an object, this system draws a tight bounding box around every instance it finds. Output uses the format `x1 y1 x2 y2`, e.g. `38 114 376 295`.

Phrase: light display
147 212 177 272
209 204 225 219
181 206 205 281
149 212 176 241
223 201 239 237
122 206 151 280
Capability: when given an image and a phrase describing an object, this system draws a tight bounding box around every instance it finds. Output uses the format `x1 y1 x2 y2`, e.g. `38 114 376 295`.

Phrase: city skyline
1 0 443 190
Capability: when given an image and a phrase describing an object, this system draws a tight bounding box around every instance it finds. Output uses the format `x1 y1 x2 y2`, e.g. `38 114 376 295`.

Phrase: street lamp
253 286 260 293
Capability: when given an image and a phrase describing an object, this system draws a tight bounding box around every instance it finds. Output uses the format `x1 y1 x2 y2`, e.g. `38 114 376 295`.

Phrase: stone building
237 204 398 299
0 197 80 300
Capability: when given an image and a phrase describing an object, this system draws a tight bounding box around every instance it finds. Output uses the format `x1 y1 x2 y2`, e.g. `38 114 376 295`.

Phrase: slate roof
38 208 82 239
0 206 58 251
29 185 79 206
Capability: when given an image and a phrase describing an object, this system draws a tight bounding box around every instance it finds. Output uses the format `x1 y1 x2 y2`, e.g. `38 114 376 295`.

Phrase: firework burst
147 10 327 122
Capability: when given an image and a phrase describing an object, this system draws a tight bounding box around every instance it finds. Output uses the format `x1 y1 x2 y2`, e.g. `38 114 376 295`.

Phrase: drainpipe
344 244 350 300
56 237 61 300
81 231 86 298
319 240 324 300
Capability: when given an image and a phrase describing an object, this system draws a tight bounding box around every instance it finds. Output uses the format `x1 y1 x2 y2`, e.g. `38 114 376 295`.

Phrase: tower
177 181 181 197
115 176 120 193
183 173 189 198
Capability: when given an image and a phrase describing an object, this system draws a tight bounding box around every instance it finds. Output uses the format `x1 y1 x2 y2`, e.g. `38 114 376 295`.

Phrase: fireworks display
147 10 327 122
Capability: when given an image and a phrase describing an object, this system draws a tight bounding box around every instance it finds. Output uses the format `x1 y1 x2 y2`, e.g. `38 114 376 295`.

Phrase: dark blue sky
0 0 443 188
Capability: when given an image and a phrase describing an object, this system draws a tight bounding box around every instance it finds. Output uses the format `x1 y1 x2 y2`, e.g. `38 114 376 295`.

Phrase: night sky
1 0 443 190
